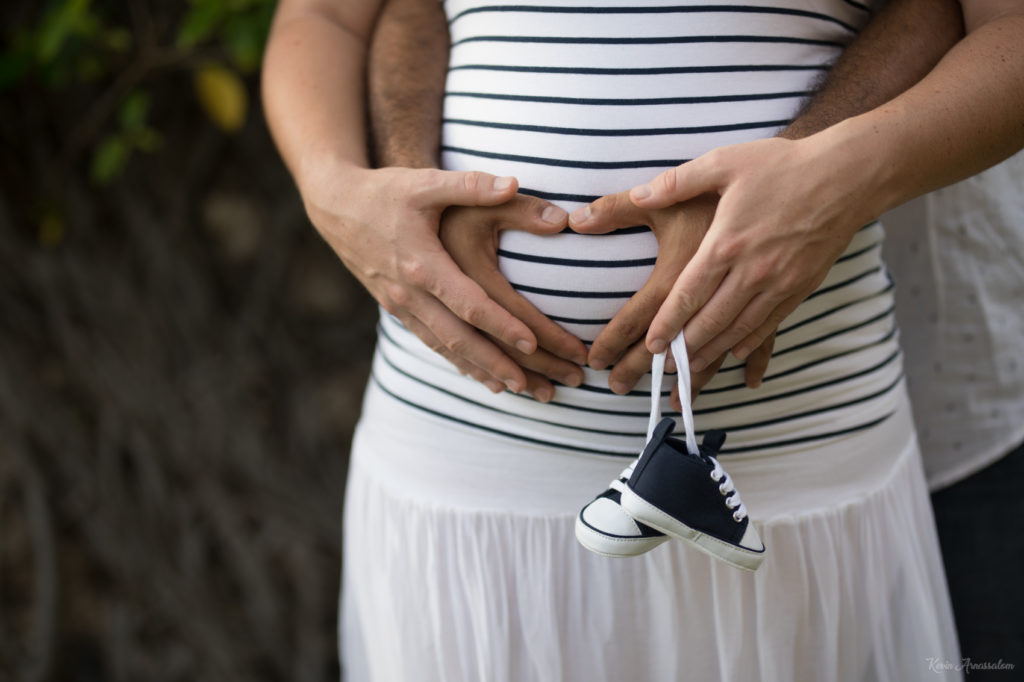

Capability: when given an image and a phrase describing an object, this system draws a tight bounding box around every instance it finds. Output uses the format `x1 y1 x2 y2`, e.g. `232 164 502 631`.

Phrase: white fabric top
376 0 907 459
884 150 1024 491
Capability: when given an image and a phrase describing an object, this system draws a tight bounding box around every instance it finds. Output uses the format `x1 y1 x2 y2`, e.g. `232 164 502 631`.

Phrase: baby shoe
574 331 765 570
620 417 765 572
575 463 667 557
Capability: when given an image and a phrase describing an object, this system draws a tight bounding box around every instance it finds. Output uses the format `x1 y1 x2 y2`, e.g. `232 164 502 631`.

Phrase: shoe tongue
701 430 726 455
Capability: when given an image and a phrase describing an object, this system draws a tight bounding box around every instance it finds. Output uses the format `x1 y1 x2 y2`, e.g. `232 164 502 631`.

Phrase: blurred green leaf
177 1 228 49
119 90 150 131
101 26 133 53
36 0 93 64
90 134 130 184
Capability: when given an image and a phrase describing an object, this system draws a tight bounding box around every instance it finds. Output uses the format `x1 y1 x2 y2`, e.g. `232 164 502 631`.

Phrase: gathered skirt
340 379 960 682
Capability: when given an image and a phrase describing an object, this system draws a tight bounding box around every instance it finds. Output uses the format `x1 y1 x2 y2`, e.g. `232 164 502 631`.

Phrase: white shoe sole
620 487 765 571
574 514 667 558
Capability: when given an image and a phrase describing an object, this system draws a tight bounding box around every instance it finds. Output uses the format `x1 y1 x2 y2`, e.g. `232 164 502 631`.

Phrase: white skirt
340 380 960 682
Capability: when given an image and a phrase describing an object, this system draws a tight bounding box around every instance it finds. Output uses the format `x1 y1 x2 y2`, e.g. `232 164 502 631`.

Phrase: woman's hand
570 189 775 397
440 195 589 402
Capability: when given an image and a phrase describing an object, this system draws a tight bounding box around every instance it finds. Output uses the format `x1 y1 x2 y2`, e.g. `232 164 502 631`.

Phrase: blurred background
0 2 377 680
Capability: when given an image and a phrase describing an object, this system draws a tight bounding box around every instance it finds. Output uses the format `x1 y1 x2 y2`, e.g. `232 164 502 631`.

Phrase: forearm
817 10 1024 215
368 0 449 168
781 0 964 139
261 0 380 189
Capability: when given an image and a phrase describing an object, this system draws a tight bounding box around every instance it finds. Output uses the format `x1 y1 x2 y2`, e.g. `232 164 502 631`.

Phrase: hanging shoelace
613 332 748 523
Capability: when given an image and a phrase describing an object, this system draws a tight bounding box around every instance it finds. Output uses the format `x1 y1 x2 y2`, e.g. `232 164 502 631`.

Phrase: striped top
372 0 904 457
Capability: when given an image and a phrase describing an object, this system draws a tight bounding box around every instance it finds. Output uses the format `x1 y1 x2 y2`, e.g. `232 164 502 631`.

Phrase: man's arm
572 0 964 395
261 0 556 395
629 0 1023 371
365 0 587 401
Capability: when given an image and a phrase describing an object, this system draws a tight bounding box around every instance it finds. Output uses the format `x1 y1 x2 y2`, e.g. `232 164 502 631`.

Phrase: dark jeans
931 438 1024 680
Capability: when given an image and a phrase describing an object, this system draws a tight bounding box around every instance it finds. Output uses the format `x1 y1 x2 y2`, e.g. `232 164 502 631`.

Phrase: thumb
630 152 725 210
494 194 569 235
569 189 648 234
417 169 519 209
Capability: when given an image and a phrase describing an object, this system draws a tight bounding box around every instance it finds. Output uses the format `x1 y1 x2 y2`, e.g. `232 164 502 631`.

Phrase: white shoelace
612 332 747 522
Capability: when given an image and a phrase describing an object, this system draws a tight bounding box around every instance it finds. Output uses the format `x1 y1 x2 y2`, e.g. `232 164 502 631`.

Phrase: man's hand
440 195 589 402
569 189 776 396
630 136 874 373
303 162 557 395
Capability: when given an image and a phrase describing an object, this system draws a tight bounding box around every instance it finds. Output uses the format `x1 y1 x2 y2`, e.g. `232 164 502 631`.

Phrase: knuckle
385 283 412 310
396 257 428 288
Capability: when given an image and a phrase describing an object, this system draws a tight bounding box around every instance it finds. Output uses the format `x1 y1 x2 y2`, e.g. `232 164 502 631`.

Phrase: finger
646 250 728 355
668 350 727 410
413 292 529 393
731 293 803 361
522 369 557 403
589 261 675 370
499 340 585 389
691 352 728 399
475 267 589 365
415 169 519 209
606 341 654 395
630 151 727 210
494 194 569 235
401 316 507 393
743 330 776 389
685 286 777 373
568 189 647 234
424 250 541 354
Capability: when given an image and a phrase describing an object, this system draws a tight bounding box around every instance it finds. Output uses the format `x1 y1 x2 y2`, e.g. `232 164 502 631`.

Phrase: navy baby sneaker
620 417 765 571
575 331 765 570
575 462 667 557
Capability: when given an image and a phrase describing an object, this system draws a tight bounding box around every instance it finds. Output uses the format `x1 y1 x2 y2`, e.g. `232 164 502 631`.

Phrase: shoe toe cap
581 496 645 537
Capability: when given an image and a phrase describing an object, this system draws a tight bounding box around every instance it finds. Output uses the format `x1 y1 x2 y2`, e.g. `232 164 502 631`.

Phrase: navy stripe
452 35 845 48
805 265 882 301
375 344 655 439
448 63 830 75
498 249 656 268
449 5 858 33
443 145 687 169
773 305 895 359
445 90 813 106
444 117 790 137
518 187 601 203
696 346 901 411
546 314 612 325
510 282 635 298
372 375 635 456
718 414 892 455
710 373 902 434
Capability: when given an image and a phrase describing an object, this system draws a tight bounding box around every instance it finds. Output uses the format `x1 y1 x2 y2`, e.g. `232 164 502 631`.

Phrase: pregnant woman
263 0 962 680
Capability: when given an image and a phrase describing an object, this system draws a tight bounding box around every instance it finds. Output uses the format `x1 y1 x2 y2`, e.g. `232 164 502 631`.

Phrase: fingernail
506 379 524 393
541 206 567 225
747 377 762 389
569 205 591 225
561 372 582 387
649 339 667 354
632 185 652 201
690 357 708 372
572 352 588 366
485 380 504 393
610 381 629 394
733 345 752 361
515 339 534 354
534 386 554 402
493 176 514 191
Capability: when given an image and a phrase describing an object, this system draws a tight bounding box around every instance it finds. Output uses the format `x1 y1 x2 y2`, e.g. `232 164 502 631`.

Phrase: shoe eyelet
732 511 744 523
719 483 728 495
710 471 721 482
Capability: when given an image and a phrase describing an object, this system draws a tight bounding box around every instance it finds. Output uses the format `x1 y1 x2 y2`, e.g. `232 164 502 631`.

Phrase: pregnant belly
498 228 658 345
